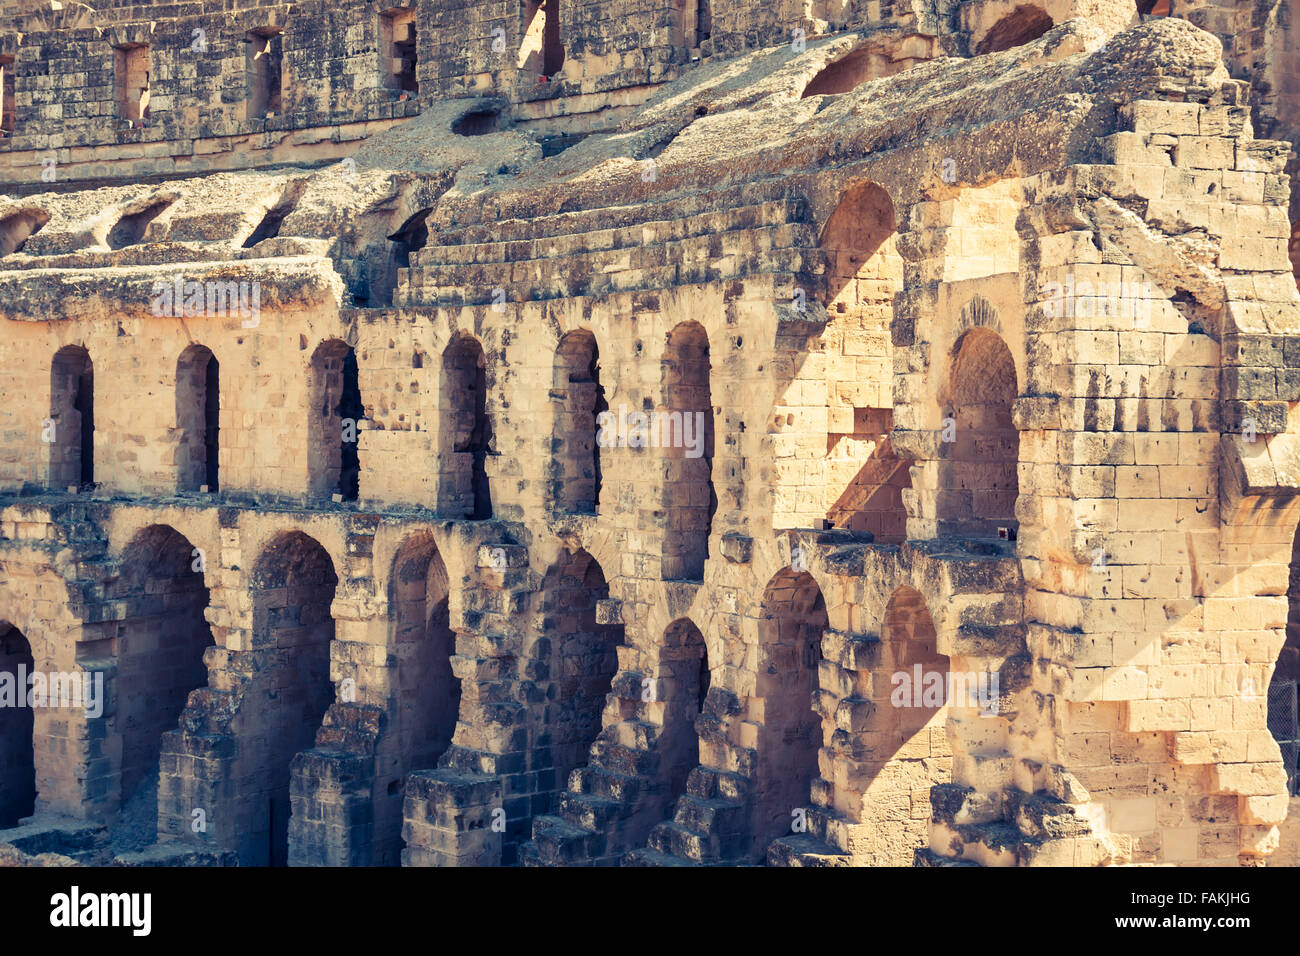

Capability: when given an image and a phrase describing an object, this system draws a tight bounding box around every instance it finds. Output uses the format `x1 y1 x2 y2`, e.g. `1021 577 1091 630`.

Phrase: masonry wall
1 8 1299 871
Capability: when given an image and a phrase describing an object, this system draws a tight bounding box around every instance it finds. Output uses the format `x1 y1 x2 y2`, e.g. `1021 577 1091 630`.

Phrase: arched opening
1271 521 1300 796
552 330 605 514
974 5 1053 55
801 38 936 98
880 587 948 724
0 622 36 827
439 336 492 519
451 107 503 136
939 327 1019 538
538 550 621 817
753 568 827 855
1136 0 1170 15
783 585 954 862
0 208 50 257
242 180 305 249
176 344 219 493
658 618 709 807
818 181 909 540
107 199 172 249
308 340 363 501
519 0 564 77
249 532 338 866
112 525 213 812
49 345 94 489
660 322 715 581
377 534 460 864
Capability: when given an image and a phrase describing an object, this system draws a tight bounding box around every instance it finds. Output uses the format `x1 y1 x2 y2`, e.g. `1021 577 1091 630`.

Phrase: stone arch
819 179 897 306
818 180 909 540
752 567 827 855
376 533 460 862
49 344 93 489
175 343 219 493
660 321 715 581
880 585 952 753
246 530 338 866
308 339 363 501
111 524 214 805
0 208 50 257
1136 0 1170 14
938 327 1019 538
537 549 621 817
551 329 605 515
0 621 36 827
801 36 936 98
956 295 1000 336
439 334 493 519
658 617 709 806
974 5 1053 54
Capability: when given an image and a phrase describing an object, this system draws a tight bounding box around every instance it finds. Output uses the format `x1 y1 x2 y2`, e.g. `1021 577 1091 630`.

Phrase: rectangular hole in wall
380 8 418 94
519 0 564 76
246 28 284 118
113 43 150 123
0 56 14 136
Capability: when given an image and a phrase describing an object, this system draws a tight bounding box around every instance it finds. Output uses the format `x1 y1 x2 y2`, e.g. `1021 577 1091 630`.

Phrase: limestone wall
1 6 1299 870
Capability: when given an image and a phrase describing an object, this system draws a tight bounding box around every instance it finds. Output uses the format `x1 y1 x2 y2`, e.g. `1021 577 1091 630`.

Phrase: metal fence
1268 679 1300 797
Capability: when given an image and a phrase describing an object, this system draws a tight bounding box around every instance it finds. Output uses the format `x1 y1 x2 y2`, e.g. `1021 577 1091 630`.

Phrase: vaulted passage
975 5 1053 55
877 588 953 782
248 532 337 866
552 329 605 514
818 180 909 540
49 345 93 489
939 327 1019 538
176 344 219 493
309 340 363 501
801 37 937 98
660 322 715 581
658 618 709 808
0 622 36 827
753 568 827 857
0 208 49 257
112 525 213 805
107 199 172 249
377 534 460 864
538 550 621 820
439 335 492 519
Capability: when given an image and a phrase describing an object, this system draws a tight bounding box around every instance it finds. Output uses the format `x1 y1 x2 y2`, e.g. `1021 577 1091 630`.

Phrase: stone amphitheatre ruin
0 0 1298 869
